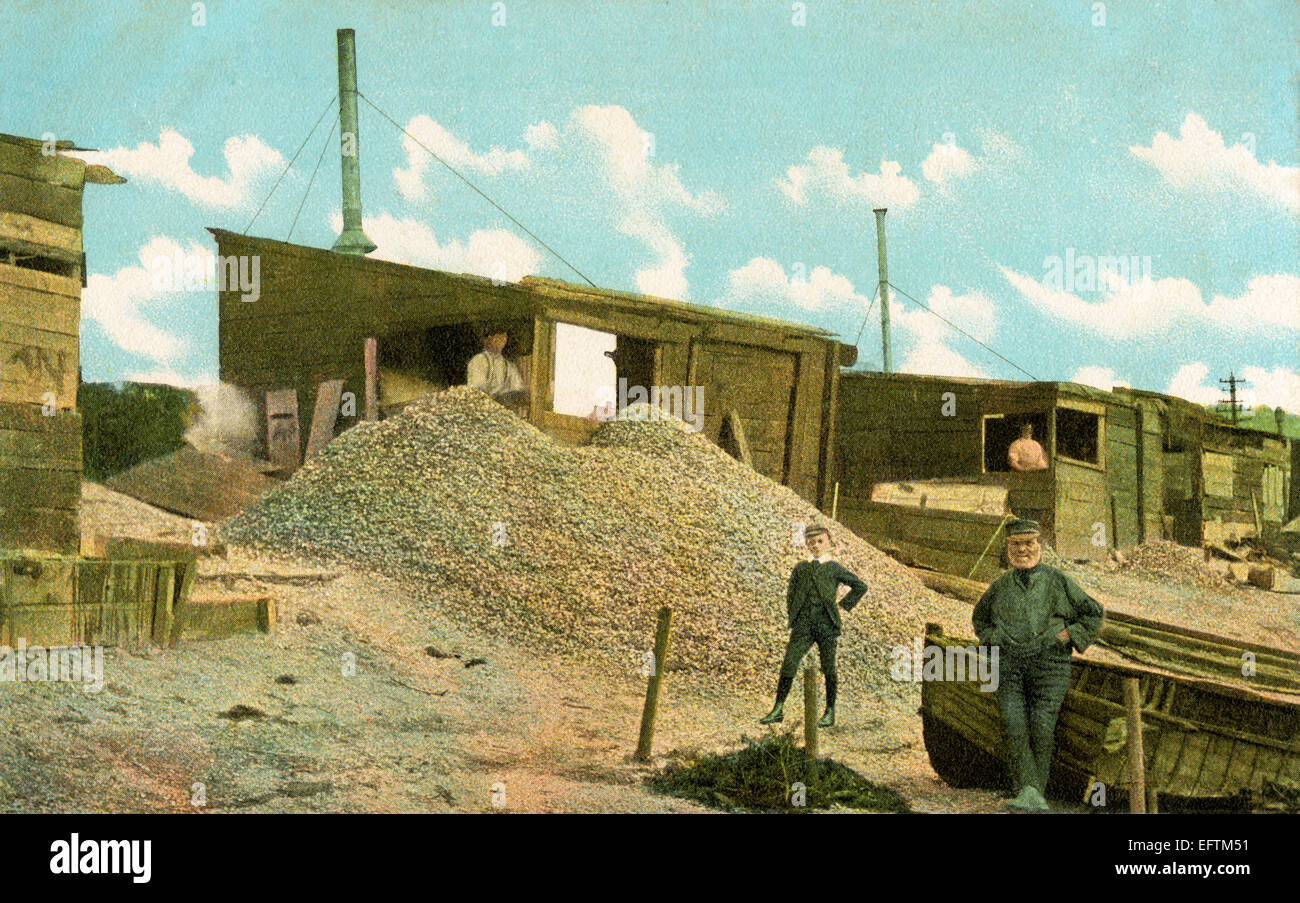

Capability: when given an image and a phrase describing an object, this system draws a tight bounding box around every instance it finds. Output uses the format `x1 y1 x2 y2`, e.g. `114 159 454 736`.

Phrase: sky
4 0 1297 413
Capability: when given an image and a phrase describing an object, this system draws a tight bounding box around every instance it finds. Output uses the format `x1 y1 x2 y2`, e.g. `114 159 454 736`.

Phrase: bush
78 382 198 481
649 733 911 812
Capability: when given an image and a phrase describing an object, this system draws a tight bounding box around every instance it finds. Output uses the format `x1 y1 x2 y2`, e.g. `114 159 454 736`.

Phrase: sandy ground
15 485 1287 814
0 541 1007 813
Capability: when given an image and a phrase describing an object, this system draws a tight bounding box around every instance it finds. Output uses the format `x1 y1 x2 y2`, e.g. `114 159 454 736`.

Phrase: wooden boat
919 622 1300 807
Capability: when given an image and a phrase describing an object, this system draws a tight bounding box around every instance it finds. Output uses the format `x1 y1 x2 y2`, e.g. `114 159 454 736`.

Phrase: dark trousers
774 617 838 708
995 644 1073 793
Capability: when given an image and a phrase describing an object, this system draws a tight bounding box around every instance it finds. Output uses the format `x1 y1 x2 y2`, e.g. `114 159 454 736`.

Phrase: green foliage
649 733 911 813
78 381 198 481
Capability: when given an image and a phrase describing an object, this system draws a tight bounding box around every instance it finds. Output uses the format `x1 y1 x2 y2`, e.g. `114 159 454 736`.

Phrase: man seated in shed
1007 423 1049 471
466 325 528 414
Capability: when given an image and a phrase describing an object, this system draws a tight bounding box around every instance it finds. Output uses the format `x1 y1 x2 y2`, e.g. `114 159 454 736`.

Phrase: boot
1006 785 1051 812
759 702 784 724
817 706 835 727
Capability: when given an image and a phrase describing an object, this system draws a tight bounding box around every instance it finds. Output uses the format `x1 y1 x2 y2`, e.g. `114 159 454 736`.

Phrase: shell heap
223 387 964 697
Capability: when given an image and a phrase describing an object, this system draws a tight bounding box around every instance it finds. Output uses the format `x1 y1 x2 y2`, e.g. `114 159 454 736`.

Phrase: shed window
1056 407 1100 464
550 322 658 419
551 323 618 418
983 412 1050 473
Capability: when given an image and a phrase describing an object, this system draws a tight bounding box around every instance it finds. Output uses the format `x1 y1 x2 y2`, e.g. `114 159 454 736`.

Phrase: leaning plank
305 378 345 459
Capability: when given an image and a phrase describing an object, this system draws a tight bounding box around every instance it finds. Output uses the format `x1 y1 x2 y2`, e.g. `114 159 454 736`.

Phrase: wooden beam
305 379 345 459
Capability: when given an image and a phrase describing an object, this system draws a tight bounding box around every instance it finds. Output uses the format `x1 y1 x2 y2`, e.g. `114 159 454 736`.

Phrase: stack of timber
907 565 1300 696
920 623 1300 807
0 549 271 648
843 499 1010 583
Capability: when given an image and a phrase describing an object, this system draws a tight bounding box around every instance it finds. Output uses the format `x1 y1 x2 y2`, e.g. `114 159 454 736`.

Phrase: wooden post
634 606 673 762
1109 492 1120 551
830 481 839 521
364 336 378 422
803 666 819 757
1146 786 1160 814
1251 490 1261 537
1123 677 1146 813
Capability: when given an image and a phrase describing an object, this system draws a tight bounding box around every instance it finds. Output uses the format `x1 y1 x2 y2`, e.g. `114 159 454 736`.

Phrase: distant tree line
78 381 198 481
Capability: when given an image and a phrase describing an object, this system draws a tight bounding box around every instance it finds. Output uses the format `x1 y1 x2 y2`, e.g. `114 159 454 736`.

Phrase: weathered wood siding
0 404 82 553
214 230 845 508
837 499 1008 582
1200 433 1290 543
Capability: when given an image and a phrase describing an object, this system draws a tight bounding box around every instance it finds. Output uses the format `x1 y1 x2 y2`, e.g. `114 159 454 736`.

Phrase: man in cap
759 525 868 728
466 325 528 412
972 517 1103 811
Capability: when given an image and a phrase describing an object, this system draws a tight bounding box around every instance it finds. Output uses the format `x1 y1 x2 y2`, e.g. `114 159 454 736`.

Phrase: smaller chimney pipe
332 28 375 256
873 208 892 373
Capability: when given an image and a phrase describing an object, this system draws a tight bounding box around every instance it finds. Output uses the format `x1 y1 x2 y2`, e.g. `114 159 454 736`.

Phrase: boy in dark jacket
760 525 867 727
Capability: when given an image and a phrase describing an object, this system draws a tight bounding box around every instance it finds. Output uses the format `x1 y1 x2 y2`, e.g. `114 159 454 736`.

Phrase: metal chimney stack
873 208 892 373
331 28 376 256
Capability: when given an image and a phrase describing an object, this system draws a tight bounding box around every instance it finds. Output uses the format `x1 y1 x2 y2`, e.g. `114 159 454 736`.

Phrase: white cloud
776 146 920 210
82 236 195 363
891 285 996 378
1070 365 1130 391
723 257 869 312
1165 362 1221 405
389 105 723 300
393 114 533 202
328 211 541 281
922 142 976 185
1000 266 1299 340
76 129 283 210
1130 113 1300 214
1204 274 1300 331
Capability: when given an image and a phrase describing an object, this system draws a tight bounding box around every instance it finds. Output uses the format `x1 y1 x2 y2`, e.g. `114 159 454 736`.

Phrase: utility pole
1218 371 1243 425
873 208 891 373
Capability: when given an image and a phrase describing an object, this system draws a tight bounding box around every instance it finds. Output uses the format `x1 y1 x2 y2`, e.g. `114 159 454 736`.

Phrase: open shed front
834 372 1152 577
212 229 853 509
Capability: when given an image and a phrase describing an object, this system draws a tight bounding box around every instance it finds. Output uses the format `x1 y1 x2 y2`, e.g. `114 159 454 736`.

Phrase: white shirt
466 351 524 397
812 553 831 564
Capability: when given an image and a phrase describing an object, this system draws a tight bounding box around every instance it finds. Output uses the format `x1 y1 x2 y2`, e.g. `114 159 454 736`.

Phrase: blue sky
5 0 1297 411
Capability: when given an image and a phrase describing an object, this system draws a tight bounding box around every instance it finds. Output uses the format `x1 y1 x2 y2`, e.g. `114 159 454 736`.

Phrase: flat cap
1006 517 1041 536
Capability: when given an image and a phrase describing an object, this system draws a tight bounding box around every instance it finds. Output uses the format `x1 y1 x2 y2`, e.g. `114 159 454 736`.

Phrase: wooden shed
209 229 857 509
0 133 121 553
834 371 1293 577
1116 387 1291 548
832 371 1239 578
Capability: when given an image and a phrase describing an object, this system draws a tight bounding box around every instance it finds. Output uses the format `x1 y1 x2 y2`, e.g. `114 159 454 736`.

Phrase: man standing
1008 423 1049 471
972 518 1103 811
466 326 527 411
760 525 867 728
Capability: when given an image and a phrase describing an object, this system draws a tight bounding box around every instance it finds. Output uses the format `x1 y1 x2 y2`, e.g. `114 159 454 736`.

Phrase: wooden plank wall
0 403 81 553
1200 434 1290 543
836 499 1009 582
690 338 796 487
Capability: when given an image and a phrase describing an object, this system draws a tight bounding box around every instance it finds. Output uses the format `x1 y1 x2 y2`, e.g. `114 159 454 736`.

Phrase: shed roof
208 228 848 349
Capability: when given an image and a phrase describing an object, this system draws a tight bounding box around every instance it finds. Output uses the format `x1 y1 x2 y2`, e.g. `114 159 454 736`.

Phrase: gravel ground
223 388 973 704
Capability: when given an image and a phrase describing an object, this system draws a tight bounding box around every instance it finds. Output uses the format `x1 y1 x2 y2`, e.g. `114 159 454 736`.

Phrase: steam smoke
184 382 257 457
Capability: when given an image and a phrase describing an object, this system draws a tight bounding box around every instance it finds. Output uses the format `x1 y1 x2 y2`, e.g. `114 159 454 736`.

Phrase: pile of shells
1116 541 1230 588
222 388 969 697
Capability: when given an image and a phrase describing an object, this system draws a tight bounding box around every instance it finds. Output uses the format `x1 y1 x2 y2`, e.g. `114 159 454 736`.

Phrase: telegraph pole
1218 371 1242 425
